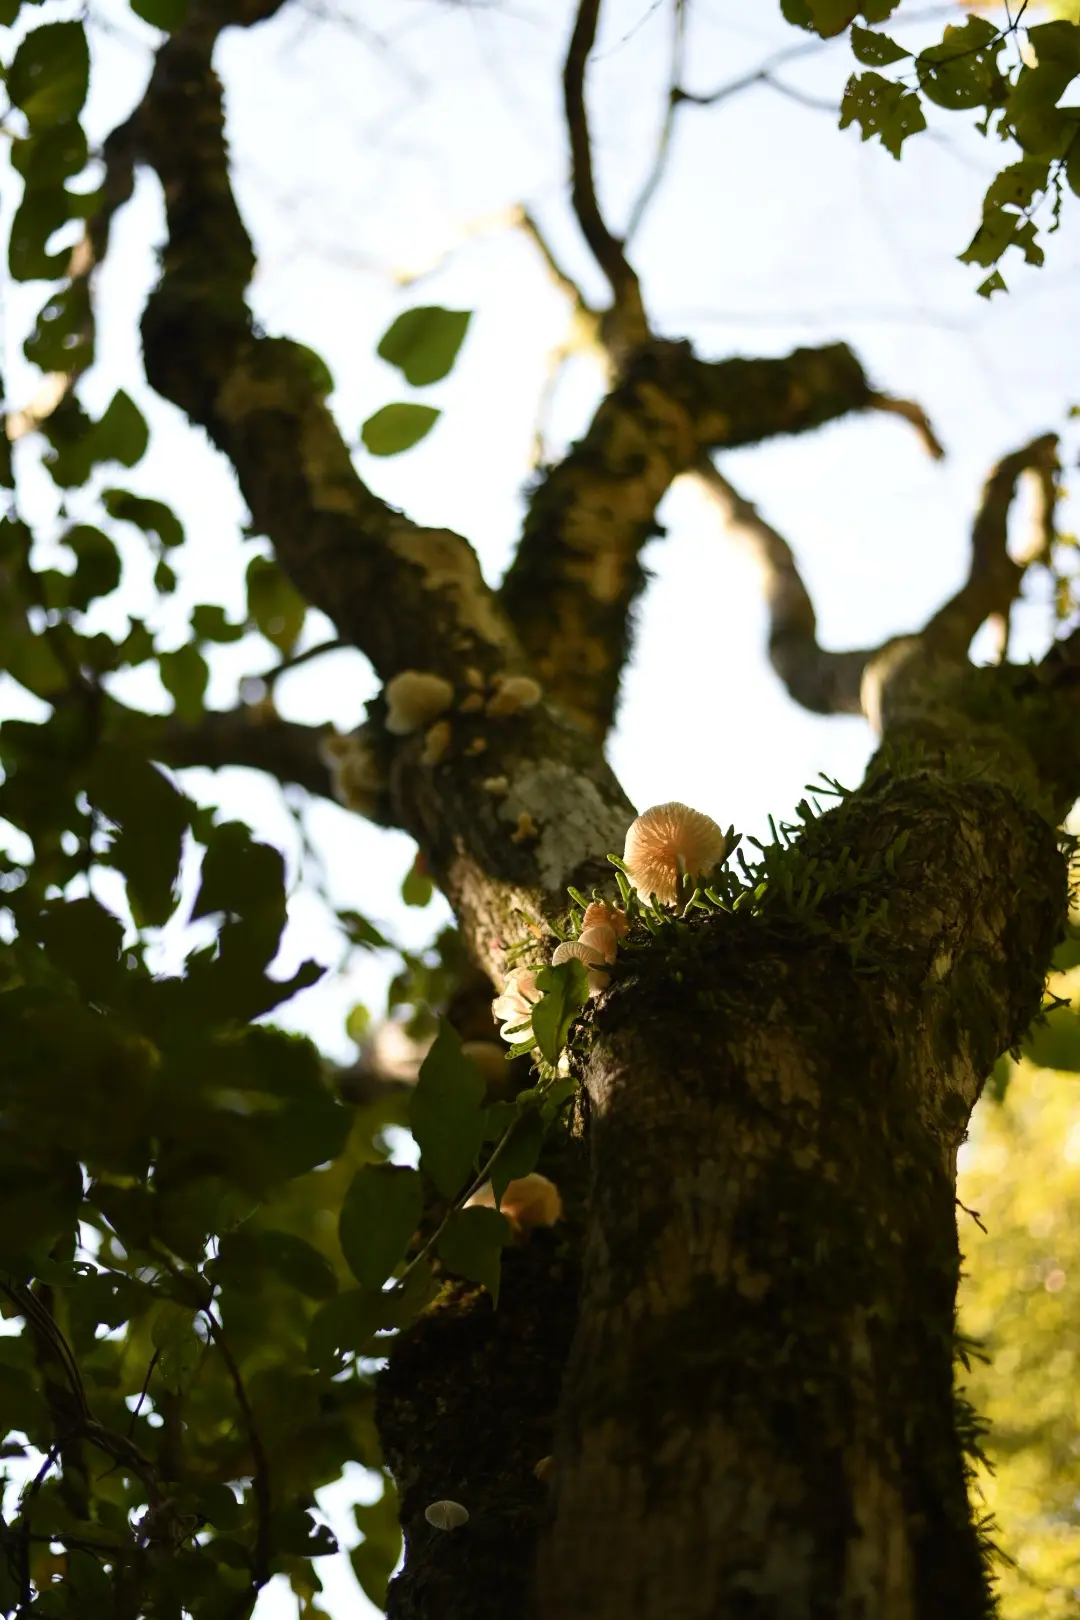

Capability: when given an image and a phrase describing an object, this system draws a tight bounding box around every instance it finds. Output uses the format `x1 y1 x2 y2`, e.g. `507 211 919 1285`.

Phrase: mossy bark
380 666 1080 1620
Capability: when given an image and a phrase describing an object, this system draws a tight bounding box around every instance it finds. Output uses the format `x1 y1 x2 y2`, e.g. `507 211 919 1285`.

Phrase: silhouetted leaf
339 1163 423 1291
411 1022 486 1198
377 306 471 387
360 403 440 456
8 22 90 131
437 1205 511 1304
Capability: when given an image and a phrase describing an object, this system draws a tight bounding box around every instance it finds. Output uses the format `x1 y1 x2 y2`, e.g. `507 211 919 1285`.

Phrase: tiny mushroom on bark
582 900 629 941
486 675 542 718
552 938 610 994
492 969 542 1044
384 670 454 735
623 801 728 905
424 1500 469 1531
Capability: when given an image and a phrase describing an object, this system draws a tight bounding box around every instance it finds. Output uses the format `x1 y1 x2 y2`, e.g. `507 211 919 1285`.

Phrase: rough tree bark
70 0 1080 1615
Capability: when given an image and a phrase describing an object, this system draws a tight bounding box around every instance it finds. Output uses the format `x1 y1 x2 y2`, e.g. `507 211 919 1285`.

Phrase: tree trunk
380 662 1080 1620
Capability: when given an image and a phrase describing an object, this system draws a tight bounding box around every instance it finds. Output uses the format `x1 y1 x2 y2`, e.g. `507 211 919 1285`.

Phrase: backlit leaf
377 306 472 387
410 1022 486 1198
360 403 440 457
338 1164 423 1291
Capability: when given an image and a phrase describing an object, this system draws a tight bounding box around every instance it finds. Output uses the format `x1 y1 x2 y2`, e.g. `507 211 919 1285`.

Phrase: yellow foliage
959 1059 1080 1614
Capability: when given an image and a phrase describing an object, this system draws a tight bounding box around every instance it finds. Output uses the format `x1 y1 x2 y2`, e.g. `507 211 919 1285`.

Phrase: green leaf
246 555 306 654
255 1230 338 1300
377 306 472 387
91 390 149 468
8 187 71 281
410 1022 487 1199
191 603 245 643
351 1481 402 1612
149 1301 201 1390
839 71 927 159
917 18 1005 112
983 158 1052 214
103 488 185 549
34 896 123 1003
531 957 590 1066
11 124 89 187
490 1108 545 1205
159 642 209 724
976 270 1008 299
806 0 857 38
338 1164 424 1291
437 1205 511 1304
850 24 909 67
361 403 441 457
64 524 121 610
307 1266 434 1367
338 910 390 950
130 0 188 28
8 22 90 132
401 857 433 908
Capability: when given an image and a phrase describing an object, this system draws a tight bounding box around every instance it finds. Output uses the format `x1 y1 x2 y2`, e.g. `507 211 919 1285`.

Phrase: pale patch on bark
388 523 513 650
497 761 633 892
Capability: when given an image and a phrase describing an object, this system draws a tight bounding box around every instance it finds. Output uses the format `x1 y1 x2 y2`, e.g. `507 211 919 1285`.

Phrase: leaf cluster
783 4 1080 292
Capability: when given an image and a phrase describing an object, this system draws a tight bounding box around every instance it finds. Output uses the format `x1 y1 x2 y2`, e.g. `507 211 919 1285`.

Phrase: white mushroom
424 1500 469 1531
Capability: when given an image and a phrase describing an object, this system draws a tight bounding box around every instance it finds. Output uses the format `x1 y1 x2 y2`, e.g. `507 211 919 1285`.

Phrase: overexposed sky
3 0 1080 1611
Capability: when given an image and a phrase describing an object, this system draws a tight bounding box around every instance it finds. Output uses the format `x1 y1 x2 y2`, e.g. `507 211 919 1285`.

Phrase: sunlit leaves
839 71 926 159
916 17 1004 112
338 1164 423 1290
377 306 472 387
360 402 441 456
7 22 90 132
410 1022 486 1198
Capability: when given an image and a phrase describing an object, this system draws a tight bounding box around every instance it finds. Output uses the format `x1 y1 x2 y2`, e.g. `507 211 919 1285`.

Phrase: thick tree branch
693 455 874 715
500 341 882 739
153 705 337 800
563 0 647 353
135 6 518 692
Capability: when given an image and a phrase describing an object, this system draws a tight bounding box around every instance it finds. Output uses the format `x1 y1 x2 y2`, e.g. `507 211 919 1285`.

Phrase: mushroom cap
486 675 542 718
577 923 618 963
551 938 606 969
623 802 727 904
424 1500 469 1531
466 1173 562 1231
384 671 454 735
582 901 629 940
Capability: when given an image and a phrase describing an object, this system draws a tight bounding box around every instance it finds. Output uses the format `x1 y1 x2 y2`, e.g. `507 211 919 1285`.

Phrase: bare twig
692 455 874 715
868 391 946 460
563 0 647 349
261 637 348 690
925 433 1059 660
200 1310 272 1594
624 0 686 245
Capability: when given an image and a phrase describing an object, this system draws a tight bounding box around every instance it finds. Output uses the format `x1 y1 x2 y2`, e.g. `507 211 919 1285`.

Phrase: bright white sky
3 0 1080 1612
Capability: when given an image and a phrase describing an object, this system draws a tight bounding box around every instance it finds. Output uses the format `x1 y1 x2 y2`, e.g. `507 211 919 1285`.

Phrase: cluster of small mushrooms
493 801 729 1048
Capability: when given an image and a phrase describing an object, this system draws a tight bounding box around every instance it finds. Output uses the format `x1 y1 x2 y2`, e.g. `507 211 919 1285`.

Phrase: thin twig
16 1445 61 1613
625 0 686 244
262 637 347 691
200 1310 272 1595
562 0 647 345
867 391 946 460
